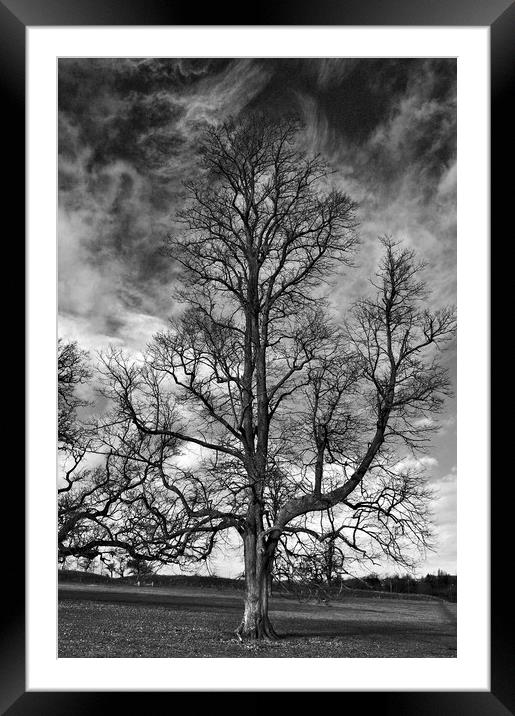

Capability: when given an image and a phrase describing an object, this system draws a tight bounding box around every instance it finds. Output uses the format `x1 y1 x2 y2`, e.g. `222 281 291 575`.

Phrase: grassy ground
58 583 456 658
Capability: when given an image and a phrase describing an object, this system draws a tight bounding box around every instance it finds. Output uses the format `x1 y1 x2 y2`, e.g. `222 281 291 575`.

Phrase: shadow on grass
277 624 456 640
59 587 245 612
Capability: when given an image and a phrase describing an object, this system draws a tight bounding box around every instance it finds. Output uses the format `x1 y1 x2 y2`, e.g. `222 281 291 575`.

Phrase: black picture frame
6 1 509 713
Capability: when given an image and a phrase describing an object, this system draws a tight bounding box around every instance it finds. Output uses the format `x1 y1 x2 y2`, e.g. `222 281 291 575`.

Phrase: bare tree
57 338 96 522
57 339 182 563
61 116 455 641
58 338 98 556
58 339 91 449
58 417 186 564
78 555 95 573
127 556 155 583
112 553 129 579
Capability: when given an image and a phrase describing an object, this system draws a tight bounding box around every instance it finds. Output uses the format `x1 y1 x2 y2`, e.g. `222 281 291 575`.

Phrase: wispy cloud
59 58 456 348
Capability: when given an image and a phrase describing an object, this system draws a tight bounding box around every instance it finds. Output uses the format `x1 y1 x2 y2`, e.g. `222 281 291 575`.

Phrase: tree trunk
236 531 278 641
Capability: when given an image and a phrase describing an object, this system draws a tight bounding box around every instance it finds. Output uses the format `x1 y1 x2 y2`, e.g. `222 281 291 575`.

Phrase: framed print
7 0 510 713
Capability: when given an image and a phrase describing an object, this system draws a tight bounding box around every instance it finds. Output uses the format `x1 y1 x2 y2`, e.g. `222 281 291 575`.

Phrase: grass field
58 583 456 658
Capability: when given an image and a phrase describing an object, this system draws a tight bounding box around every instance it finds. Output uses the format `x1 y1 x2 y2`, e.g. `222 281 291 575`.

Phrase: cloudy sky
58 58 457 577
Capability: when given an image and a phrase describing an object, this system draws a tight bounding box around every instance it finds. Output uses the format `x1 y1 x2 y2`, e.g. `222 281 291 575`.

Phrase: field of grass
58 583 456 658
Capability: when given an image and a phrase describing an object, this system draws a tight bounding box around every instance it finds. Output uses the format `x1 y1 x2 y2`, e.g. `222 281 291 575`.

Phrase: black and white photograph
57 57 458 659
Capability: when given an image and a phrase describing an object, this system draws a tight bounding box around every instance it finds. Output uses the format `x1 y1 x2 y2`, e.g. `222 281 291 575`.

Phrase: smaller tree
78 555 94 573
127 556 155 583
58 339 91 449
99 551 118 578
58 338 95 517
58 555 68 570
113 554 130 579
363 572 381 590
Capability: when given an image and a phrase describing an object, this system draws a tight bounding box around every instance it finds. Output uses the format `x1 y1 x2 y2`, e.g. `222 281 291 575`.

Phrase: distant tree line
60 549 456 602
59 551 156 582
275 568 457 602
348 569 456 601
